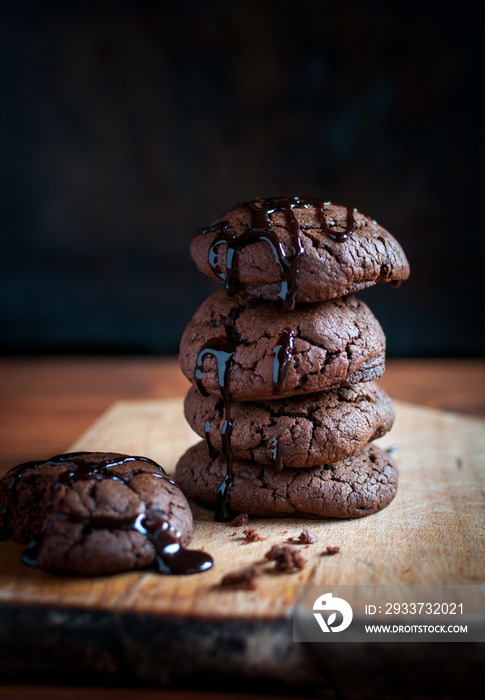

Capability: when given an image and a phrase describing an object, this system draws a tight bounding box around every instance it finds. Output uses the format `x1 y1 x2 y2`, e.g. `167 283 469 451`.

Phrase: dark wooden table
1 357 484 699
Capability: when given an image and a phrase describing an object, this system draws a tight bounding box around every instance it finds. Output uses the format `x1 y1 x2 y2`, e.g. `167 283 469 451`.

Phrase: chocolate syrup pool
1 452 213 576
203 196 355 310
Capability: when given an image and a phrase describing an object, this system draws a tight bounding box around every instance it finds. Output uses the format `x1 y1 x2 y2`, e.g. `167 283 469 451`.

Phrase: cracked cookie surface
184 381 394 468
175 442 398 519
0 452 193 575
191 201 410 303
179 289 386 400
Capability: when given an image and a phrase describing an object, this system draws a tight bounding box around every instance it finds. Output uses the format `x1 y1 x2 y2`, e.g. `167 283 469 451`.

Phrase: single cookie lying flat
175 442 398 519
184 382 394 468
0 452 211 576
191 198 410 306
179 289 386 401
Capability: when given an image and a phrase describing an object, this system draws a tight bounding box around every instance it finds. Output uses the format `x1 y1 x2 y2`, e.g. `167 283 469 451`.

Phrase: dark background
1 0 483 357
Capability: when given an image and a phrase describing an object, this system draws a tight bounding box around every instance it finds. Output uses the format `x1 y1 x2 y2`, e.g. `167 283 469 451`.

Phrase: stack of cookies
176 197 409 522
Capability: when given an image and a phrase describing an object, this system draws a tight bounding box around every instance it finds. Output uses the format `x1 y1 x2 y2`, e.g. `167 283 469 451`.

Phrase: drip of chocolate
270 437 285 472
215 473 234 524
203 196 356 310
272 328 295 394
316 202 356 241
3 453 213 575
195 337 238 522
204 419 219 459
132 510 212 575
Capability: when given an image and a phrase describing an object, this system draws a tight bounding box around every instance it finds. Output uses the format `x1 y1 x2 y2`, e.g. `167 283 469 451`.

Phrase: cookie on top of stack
176 197 409 522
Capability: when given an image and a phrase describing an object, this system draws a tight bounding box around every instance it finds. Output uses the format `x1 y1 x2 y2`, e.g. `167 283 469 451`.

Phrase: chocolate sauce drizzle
318 202 356 242
2 452 213 575
195 337 238 522
269 328 295 470
204 419 218 459
272 328 295 394
203 196 356 310
270 437 285 472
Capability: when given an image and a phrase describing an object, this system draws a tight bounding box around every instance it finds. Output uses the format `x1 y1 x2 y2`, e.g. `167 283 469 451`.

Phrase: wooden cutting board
0 399 483 694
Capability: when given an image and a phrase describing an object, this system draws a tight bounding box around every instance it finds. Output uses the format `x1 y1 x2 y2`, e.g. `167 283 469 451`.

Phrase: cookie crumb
287 529 318 545
265 545 306 571
243 528 264 543
322 546 340 556
230 513 249 527
220 567 261 590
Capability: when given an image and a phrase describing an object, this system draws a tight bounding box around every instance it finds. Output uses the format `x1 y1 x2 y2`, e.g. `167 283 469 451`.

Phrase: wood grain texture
0 398 483 621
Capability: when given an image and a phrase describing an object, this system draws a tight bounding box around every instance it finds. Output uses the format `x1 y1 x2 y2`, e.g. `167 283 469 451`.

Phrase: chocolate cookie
179 289 386 401
191 197 410 307
175 442 398 519
0 452 212 576
184 381 394 468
